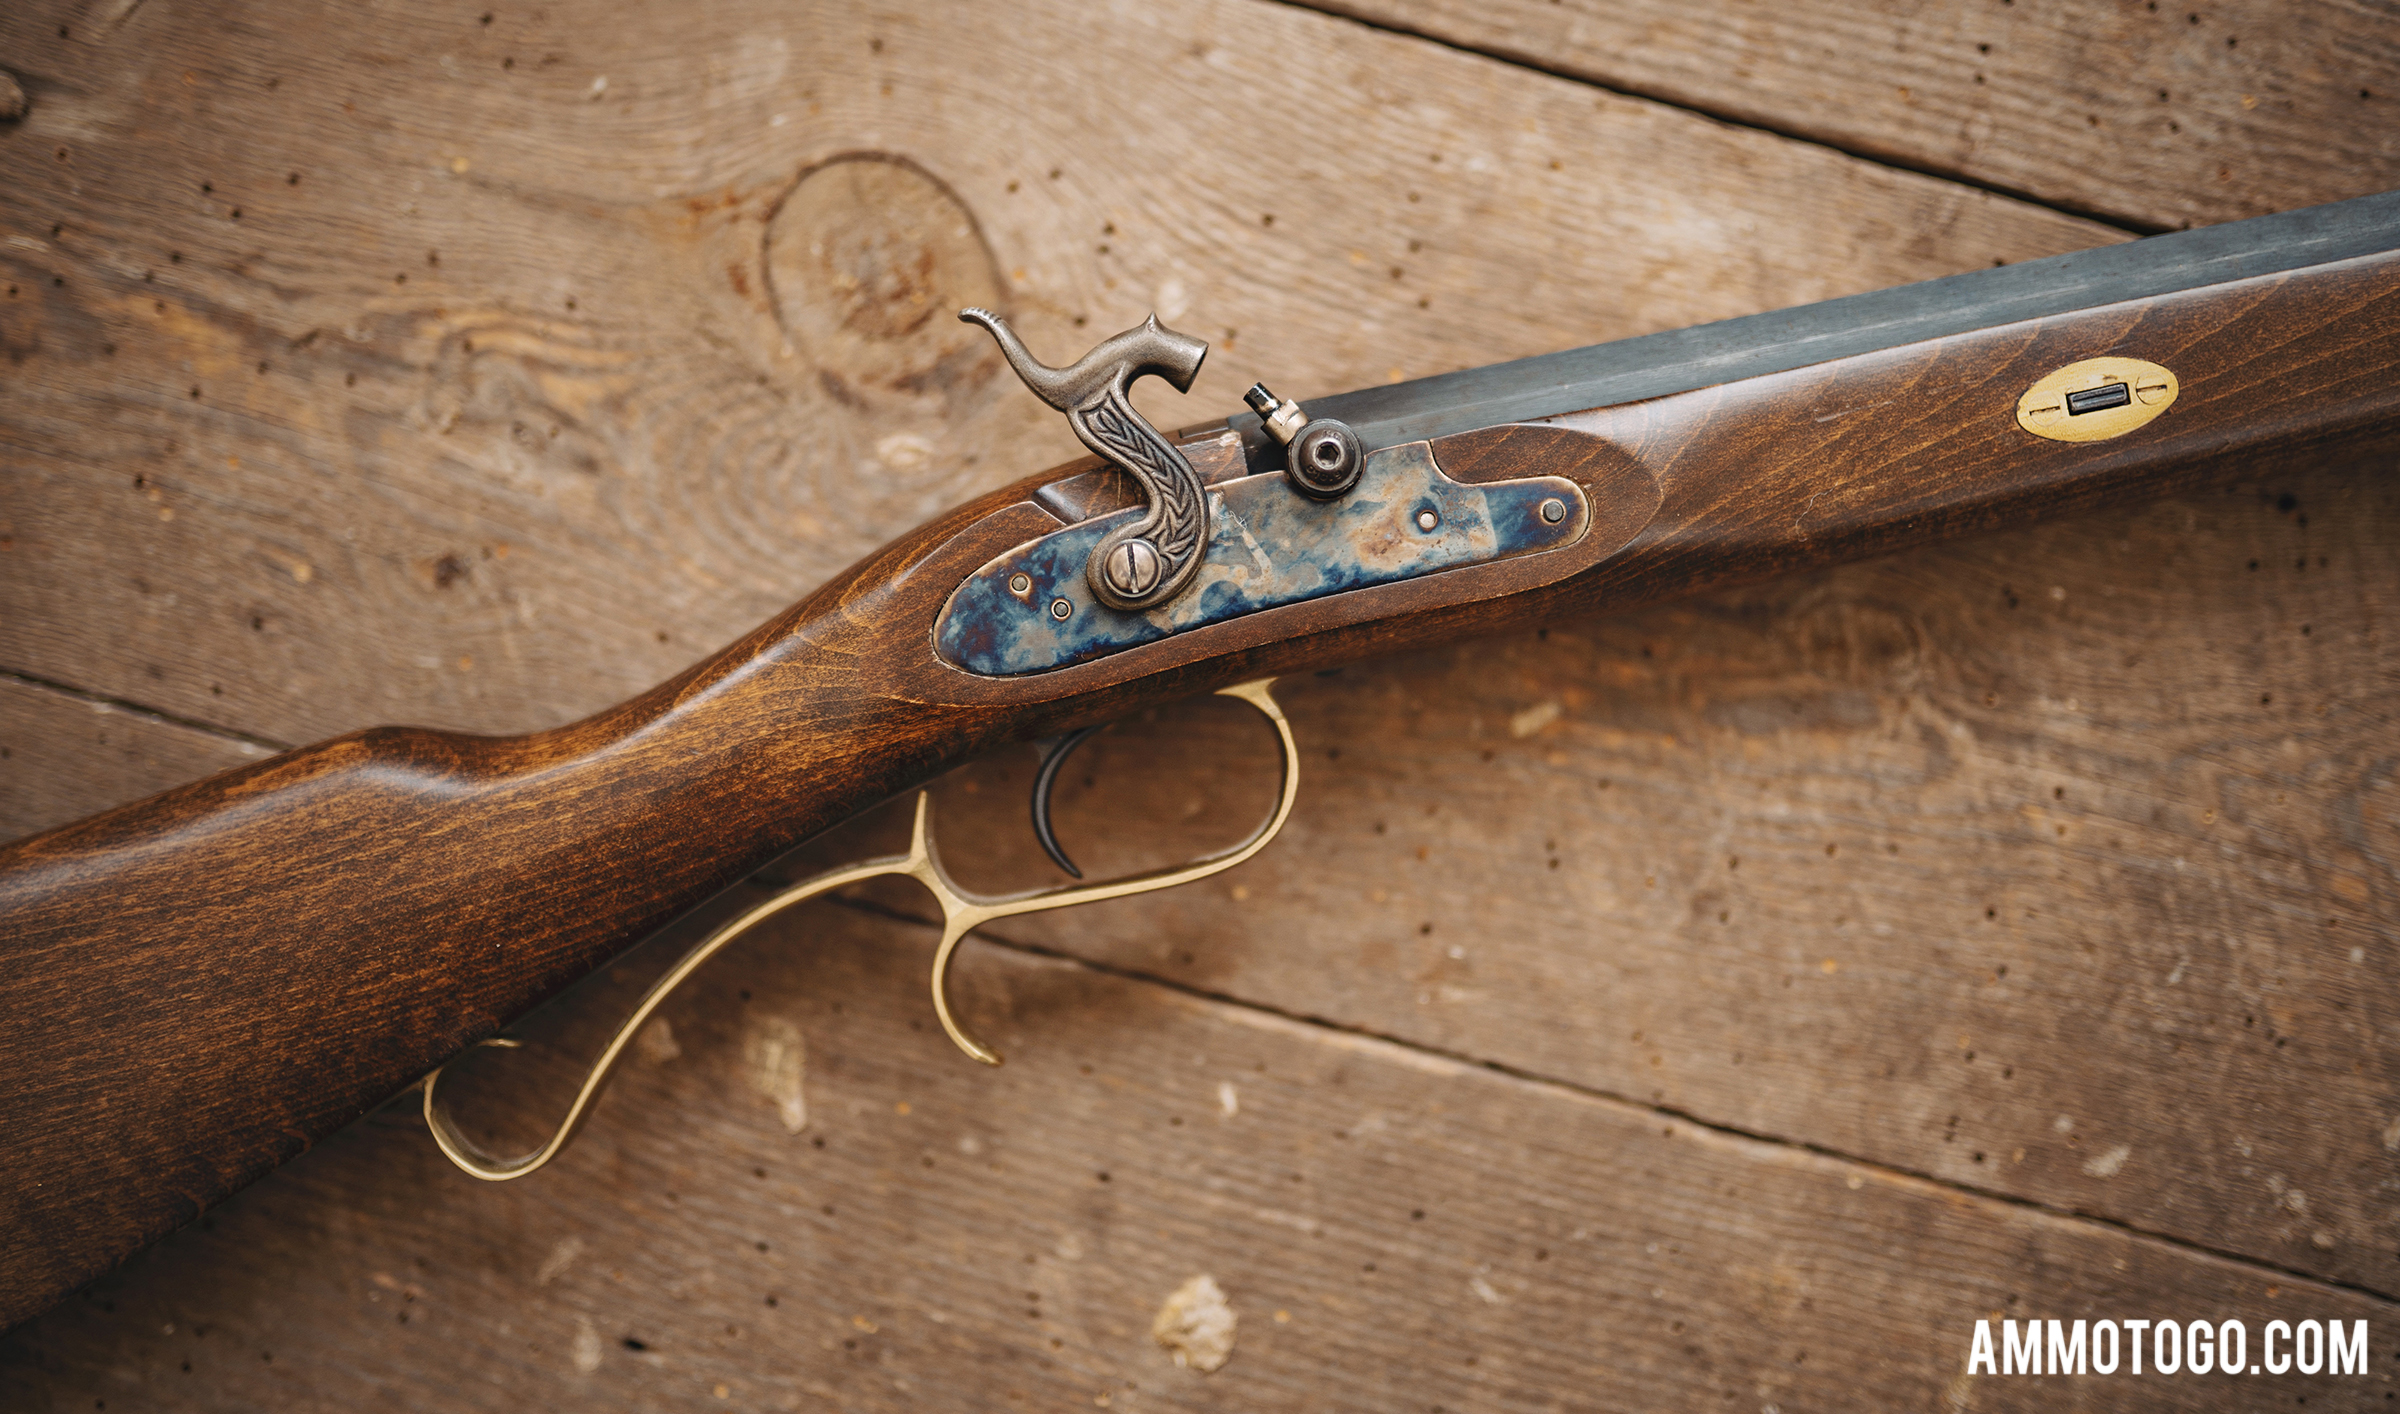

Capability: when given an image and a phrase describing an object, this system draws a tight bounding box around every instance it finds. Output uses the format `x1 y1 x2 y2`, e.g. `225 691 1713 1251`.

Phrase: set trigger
1028 724 1107 878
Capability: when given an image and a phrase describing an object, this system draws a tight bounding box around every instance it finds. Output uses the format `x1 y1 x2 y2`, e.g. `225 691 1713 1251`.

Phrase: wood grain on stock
0 483 1047 1323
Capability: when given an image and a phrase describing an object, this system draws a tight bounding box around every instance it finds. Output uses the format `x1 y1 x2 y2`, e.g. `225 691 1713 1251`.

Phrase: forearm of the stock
1552 251 2400 607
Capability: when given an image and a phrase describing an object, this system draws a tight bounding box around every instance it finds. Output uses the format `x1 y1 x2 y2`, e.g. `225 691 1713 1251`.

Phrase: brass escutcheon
2015 357 2179 443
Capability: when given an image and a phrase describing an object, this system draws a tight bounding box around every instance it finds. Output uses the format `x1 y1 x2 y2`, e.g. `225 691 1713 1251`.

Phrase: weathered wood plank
1 907 2387 1410
1313 0 2400 232
0 0 2117 757
0 677 272 840
1 0 2392 1392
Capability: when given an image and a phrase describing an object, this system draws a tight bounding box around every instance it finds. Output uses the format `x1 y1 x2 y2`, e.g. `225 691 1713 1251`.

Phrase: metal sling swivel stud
422 680 1301 1182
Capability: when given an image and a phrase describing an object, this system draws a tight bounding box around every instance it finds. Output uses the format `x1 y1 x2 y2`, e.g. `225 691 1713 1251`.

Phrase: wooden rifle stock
4 194 2397 1329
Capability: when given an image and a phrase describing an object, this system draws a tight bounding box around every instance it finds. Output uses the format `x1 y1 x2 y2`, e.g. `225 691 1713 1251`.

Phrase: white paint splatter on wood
874 431 935 472
745 1015 807 1134
634 1018 680 1065
1151 1274 1237 1373
2082 1143 2130 1178
1508 700 1562 738
535 1235 584 1286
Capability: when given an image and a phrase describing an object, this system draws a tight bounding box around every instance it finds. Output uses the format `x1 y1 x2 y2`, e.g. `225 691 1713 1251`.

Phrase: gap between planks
39 648 2394 1306
819 888 2400 1311
1266 0 2165 237
0 668 295 754
39 645 2388 1303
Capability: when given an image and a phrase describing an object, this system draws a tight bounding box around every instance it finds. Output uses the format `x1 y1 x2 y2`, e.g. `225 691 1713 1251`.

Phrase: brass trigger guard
423 678 1299 1182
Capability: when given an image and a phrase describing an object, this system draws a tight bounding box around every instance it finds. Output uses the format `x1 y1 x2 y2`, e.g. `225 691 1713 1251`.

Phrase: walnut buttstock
0 491 1053 1330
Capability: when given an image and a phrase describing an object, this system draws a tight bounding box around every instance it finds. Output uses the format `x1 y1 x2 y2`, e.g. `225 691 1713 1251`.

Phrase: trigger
1030 725 1106 879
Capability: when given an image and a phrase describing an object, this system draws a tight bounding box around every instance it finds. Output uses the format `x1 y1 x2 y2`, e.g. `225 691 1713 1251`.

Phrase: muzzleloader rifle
3 190 2397 1331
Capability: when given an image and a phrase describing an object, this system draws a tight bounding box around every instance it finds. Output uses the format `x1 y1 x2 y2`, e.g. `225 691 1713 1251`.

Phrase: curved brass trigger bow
423 679 1300 1182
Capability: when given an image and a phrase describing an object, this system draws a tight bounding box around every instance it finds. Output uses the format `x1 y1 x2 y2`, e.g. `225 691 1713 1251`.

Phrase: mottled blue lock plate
934 441 1588 676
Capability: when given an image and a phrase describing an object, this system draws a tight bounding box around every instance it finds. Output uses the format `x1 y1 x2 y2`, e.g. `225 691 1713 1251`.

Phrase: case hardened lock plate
2015 356 2179 442
934 439 1588 677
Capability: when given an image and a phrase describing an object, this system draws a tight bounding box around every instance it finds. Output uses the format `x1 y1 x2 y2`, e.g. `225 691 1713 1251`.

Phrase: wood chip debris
1151 1274 1237 1373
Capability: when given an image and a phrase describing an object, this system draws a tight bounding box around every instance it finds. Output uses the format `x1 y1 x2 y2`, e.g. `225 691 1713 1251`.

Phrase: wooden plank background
2 0 2396 1408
